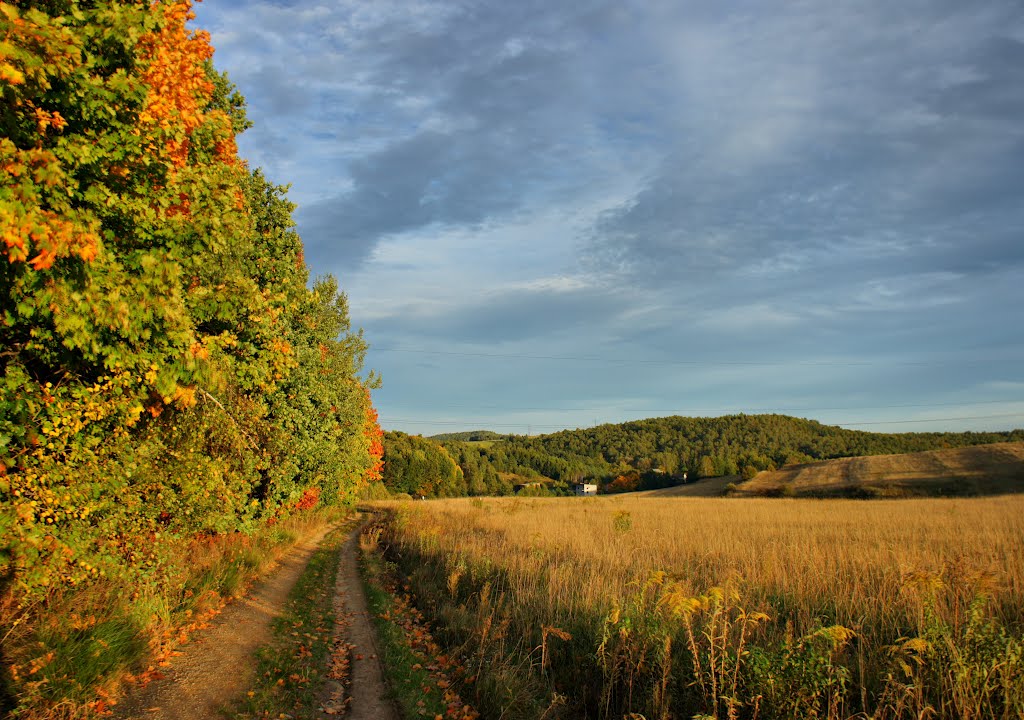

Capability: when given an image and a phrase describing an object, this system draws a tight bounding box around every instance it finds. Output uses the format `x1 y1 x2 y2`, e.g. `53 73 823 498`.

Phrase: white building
574 482 598 496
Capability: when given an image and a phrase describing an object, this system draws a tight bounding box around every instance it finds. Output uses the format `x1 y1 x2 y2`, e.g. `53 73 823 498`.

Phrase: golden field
369 494 1024 719
735 442 1024 498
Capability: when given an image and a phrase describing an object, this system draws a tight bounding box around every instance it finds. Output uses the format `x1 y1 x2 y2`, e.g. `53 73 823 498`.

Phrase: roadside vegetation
359 523 480 720
368 495 1024 719
0 2 381 716
4 509 341 718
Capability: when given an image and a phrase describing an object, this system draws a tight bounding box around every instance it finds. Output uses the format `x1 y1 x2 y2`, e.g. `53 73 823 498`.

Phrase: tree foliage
381 432 464 497
0 0 380 599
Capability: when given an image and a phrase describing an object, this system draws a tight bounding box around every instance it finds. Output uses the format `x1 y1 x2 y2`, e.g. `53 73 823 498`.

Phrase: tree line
378 415 1023 497
380 432 514 497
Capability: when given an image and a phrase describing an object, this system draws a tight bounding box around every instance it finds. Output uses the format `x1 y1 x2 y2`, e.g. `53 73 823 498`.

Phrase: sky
193 0 1024 437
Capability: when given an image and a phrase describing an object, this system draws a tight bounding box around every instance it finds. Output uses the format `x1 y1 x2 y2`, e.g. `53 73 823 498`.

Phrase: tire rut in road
317 521 399 720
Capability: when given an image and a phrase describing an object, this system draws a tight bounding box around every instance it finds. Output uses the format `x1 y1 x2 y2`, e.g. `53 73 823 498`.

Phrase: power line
381 418 568 430
380 411 1024 432
840 413 1024 426
390 398 1024 415
371 346 943 367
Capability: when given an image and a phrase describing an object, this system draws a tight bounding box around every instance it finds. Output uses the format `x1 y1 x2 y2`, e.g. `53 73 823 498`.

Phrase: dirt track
112 520 397 720
634 474 739 497
321 525 399 720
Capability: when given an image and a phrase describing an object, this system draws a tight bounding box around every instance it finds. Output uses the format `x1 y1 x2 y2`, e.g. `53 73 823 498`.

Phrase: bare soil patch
318 524 399 720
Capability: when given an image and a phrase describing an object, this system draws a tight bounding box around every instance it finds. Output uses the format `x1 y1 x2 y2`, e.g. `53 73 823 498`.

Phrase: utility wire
371 346 1008 368
380 411 1024 432
393 398 1024 415
382 419 569 430
840 413 1024 426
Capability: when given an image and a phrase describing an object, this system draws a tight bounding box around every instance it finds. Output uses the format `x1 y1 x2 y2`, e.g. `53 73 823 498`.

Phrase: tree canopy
0 0 381 597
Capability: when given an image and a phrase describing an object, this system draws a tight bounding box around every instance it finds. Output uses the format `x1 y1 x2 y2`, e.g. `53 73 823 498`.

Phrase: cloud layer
195 0 1024 434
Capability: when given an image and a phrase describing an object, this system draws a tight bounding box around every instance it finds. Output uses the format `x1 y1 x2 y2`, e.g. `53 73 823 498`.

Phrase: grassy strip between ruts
231 516 355 720
359 523 479 720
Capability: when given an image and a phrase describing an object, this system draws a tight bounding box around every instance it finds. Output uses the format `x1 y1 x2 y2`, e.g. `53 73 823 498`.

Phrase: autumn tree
0 3 383 713
0 0 380 593
381 432 464 497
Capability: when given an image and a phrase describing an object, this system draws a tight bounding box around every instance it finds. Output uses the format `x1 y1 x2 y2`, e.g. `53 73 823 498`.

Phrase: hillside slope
732 441 1024 497
384 417 1024 499
489 414 1024 483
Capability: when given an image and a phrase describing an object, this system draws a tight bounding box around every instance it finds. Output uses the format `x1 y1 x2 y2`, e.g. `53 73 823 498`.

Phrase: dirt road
113 519 398 720
319 525 400 720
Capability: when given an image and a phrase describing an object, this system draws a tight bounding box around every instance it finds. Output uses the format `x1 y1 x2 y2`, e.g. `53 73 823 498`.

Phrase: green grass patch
231 519 352 719
33 616 147 707
464 440 497 449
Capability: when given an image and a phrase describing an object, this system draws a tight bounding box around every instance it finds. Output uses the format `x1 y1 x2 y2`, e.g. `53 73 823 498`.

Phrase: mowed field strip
638 441 1024 498
739 441 1024 497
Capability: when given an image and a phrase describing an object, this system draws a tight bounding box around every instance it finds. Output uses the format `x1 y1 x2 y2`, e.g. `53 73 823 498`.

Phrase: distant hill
383 416 1024 499
483 414 1024 484
732 442 1024 498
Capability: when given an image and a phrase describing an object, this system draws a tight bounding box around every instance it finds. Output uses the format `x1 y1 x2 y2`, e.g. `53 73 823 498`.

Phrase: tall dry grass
371 495 1024 719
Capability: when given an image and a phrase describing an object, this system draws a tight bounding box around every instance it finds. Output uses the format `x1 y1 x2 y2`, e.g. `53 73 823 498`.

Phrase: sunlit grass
371 495 1024 718
739 442 1024 498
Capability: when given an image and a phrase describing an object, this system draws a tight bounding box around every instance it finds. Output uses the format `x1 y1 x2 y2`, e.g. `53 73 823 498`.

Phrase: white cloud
846 273 964 312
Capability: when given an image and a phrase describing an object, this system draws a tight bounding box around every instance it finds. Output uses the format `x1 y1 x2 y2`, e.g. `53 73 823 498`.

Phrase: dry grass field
369 494 1024 719
732 441 1024 498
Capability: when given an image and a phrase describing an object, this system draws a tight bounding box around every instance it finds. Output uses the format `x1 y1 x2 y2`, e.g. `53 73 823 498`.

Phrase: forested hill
510 414 1024 479
380 415 1024 497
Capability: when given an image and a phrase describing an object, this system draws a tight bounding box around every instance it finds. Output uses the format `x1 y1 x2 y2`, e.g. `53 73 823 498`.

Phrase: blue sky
193 0 1024 436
